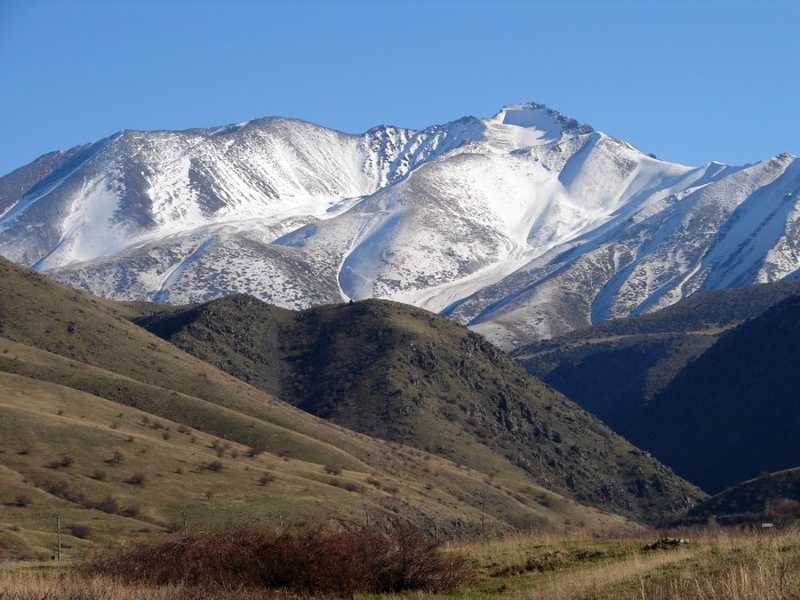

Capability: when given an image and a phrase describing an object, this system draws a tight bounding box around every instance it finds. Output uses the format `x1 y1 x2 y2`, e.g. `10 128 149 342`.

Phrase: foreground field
1 528 799 599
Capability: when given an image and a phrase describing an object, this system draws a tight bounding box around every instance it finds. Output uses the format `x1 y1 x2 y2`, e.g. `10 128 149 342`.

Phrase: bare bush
86 523 472 595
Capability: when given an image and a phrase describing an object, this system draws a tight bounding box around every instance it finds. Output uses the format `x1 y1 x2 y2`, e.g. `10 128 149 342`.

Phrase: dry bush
86 523 472 595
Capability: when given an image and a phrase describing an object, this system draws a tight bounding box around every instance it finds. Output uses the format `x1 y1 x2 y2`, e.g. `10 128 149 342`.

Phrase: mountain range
2 102 799 347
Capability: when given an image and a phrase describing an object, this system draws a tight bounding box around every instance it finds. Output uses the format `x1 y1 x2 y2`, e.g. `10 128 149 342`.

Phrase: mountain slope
135 294 703 523
0 257 635 558
2 103 798 343
627 295 800 493
514 277 800 432
681 468 800 526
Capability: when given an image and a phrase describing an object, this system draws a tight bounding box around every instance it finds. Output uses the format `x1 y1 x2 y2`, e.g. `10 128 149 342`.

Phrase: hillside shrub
257 472 275 486
245 447 264 458
324 464 343 476
123 472 146 486
12 494 31 507
70 525 91 539
201 460 224 472
86 523 472 595
46 455 74 469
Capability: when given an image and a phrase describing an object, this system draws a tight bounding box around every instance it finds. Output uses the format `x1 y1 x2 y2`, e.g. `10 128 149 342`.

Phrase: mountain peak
490 101 593 136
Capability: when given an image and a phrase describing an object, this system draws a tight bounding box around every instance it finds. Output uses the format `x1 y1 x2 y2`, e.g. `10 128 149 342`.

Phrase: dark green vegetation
683 467 800 526
515 277 800 431
136 294 701 523
633 296 800 493
0 256 644 559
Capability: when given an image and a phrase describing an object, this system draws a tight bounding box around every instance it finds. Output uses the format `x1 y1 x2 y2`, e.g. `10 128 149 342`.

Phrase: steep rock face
1 103 798 346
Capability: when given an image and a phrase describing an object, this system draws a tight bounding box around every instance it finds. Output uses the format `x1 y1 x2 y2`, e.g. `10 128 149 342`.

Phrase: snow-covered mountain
1 103 798 348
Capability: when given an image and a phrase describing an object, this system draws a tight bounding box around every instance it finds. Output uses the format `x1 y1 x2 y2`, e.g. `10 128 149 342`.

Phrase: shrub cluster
86 523 471 595
46 455 74 469
36 479 139 518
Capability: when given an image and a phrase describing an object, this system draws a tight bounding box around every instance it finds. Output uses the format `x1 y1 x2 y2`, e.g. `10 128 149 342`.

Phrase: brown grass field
1 526 799 599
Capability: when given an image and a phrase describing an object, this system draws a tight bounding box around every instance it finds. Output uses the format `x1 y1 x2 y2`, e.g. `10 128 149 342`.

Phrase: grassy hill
0 257 637 560
514 278 800 439
630 295 800 493
135 294 702 524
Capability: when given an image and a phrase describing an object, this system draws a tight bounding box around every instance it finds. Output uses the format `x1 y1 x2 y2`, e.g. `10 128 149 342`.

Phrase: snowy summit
1 102 798 347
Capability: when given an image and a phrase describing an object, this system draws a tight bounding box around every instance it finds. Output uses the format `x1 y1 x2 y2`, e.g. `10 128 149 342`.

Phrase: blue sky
1 0 798 175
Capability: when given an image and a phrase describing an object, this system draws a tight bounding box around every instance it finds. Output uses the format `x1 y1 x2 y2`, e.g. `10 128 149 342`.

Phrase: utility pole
56 515 62 561
480 495 487 539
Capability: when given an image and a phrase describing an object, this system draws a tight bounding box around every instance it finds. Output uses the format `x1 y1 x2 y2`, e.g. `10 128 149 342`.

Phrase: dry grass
456 527 800 600
2 528 800 599
513 548 694 600
632 532 800 600
0 571 292 599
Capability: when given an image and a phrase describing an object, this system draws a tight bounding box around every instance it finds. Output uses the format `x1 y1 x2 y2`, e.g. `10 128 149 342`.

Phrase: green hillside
0 257 633 559
136 294 702 523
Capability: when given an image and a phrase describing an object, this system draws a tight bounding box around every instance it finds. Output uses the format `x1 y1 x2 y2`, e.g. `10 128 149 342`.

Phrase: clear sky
1 0 798 175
